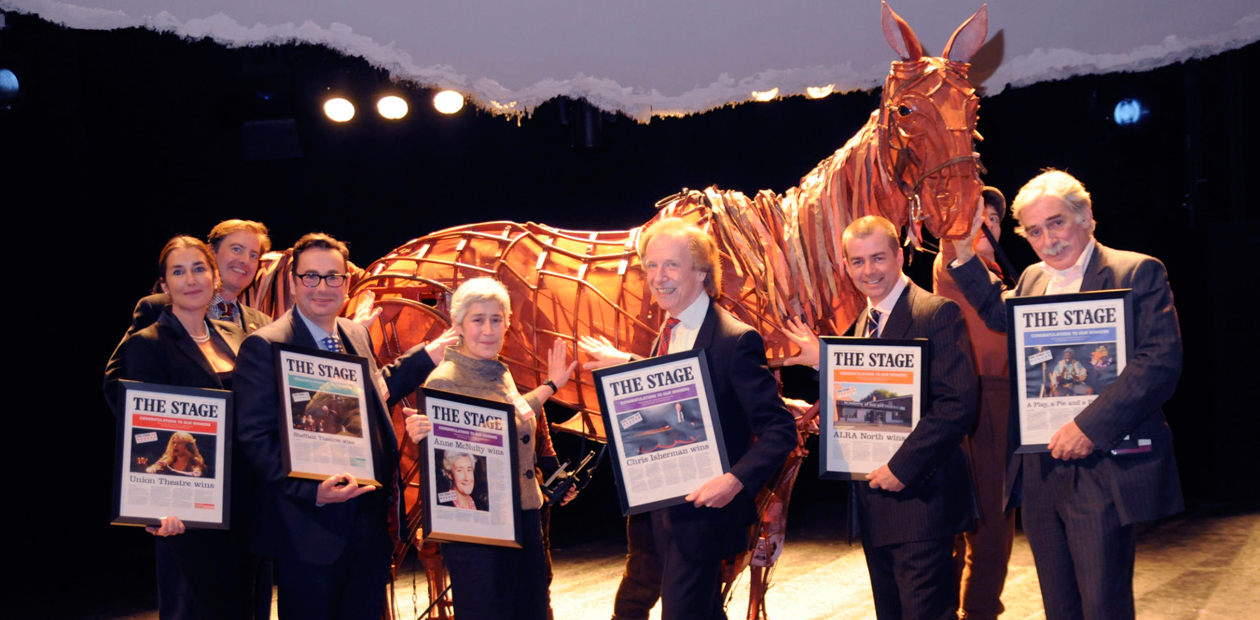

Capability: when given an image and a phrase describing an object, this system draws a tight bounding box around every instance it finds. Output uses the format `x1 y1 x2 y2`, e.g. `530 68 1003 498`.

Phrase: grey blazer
949 242 1184 524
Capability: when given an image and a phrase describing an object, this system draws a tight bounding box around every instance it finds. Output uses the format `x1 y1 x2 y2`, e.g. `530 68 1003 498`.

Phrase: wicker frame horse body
244 5 989 617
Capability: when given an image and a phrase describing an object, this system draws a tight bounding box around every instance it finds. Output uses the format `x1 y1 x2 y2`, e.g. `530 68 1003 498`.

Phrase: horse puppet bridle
877 57 985 244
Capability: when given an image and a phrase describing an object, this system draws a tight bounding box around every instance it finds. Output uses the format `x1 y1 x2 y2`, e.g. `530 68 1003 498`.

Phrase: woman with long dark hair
119 235 256 619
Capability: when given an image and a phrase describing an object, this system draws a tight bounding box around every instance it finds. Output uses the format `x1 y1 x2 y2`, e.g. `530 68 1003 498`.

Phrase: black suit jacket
949 242 1184 523
232 309 436 565
105 293 272 415
850 282 979 547
120 308 246 391
118 309 252 578
663 299 798 562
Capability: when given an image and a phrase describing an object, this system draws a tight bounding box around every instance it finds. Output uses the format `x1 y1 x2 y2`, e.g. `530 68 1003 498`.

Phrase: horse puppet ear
881 1 924 60
943 4 989 63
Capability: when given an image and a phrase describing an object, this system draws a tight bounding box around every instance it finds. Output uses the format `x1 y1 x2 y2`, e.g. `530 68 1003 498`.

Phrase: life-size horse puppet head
243 3 994 443
653 4 992 343
875 1 988 244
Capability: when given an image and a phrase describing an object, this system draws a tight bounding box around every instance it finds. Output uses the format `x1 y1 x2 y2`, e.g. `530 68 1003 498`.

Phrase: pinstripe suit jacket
849 282 980 547
949 242 1184 524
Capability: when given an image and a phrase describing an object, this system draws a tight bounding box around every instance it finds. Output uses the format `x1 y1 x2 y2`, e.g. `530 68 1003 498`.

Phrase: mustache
1043 240 1068 256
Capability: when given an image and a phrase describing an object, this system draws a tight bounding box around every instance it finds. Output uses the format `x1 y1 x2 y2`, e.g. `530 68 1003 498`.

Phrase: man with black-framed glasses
232 232 452 620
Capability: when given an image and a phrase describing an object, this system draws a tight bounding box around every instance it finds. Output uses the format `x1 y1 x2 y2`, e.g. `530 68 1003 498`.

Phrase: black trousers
611 509 728 620
612 512 662 620
155 529 262 620
651 509 726 620
273 507 391 620
441 509 548 620
1022 453 1137 620
862 535 959 620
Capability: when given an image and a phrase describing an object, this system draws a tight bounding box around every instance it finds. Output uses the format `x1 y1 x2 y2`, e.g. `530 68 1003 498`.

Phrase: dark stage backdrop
1 13 1255 618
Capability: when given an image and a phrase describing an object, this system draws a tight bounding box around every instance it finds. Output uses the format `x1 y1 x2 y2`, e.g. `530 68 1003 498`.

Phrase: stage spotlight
433 90 464 115
323 97 355 122
377 95 408 120
0 68 18 107
806 85 835 99
751 87 779 102
1113 98 1147 126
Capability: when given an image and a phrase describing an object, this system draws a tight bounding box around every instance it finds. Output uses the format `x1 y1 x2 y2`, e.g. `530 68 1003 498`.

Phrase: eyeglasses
296 273 348 288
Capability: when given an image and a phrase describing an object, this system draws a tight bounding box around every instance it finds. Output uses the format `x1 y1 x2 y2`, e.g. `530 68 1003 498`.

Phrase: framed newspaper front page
593 349 729 516
1008 289 1135 453
273 343 380 486
112 380 233 530
417 387 523 548
818 337 929 480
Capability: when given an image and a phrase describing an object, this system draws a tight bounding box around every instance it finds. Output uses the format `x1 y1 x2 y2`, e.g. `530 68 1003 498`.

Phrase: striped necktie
865 308 882 338
655 318 681 357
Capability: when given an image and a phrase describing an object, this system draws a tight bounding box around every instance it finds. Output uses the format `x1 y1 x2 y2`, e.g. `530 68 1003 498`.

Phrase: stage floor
104 503 1258 620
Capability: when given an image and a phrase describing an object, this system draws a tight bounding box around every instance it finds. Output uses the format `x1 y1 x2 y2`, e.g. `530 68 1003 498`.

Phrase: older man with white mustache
948 169 1184 620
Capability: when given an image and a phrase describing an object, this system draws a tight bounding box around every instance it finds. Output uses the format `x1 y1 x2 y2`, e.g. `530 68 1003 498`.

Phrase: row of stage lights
322 90 466 122
319 85 839 122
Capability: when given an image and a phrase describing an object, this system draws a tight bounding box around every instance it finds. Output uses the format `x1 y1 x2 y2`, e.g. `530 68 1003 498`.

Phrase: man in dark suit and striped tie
233 233 447 619
948 170 1183 620
841 215 979 620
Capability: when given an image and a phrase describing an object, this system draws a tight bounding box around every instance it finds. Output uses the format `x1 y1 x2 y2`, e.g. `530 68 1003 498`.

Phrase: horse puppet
245 4 989 617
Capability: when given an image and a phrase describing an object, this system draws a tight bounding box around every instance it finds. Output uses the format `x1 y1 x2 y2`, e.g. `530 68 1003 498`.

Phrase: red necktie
655 318 681 357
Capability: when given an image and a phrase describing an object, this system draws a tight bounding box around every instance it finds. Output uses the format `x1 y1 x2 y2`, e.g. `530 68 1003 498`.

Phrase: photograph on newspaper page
417 387 523 548
594 349 729 516
112 380 233 529
1008 289 1135 453
273 343 379 485
818 337 929 480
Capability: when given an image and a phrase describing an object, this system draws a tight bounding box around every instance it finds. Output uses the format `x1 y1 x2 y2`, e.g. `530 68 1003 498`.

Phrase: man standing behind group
105 219 272 414
948 170 1183 620
582 218 797 620
233 233 449 620
932 187 1016 620
837 215 978 620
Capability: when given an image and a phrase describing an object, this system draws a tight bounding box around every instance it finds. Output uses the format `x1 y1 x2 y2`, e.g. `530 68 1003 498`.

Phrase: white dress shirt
864 274 911 337
296 307 339 351
1041 238 1097 295
664 293 711 354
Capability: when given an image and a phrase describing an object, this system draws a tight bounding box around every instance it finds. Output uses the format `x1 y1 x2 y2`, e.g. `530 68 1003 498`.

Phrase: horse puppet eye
897 105 912 117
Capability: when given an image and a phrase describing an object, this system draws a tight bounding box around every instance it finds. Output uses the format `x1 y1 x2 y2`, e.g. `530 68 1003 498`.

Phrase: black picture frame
816 337 930 480
417 387 524 549
112 380 233 530
272 343 379 486
1007 289 1135 454
593 349 729 516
